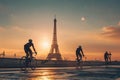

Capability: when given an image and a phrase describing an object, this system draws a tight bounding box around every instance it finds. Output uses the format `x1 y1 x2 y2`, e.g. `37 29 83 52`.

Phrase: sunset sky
0 0 120 61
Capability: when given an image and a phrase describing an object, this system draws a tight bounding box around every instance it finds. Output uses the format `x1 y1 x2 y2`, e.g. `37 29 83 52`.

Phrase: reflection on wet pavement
0 66 120 80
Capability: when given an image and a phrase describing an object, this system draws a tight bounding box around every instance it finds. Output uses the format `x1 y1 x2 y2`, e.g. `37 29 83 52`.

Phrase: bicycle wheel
76 59 83 69
20 56 27 71
30 57 37 70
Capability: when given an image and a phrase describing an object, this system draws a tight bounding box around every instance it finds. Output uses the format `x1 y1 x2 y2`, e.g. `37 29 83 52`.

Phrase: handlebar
32 52 37 56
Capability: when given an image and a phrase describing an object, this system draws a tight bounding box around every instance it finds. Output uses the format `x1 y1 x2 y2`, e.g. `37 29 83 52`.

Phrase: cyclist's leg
24 49 30 67
106 56 109 64
29 49 32 60
79 54 83 69
24 48 29 59
105 57 107 64
78 53 82 61
24 49 29 63
76 53 79 62
79 54 82 61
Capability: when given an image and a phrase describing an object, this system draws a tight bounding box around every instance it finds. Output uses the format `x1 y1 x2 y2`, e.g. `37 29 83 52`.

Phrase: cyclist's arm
32 44 37 54
81 48 84 57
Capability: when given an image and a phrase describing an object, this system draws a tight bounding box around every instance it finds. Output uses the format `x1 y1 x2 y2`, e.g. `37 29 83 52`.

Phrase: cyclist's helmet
29 39 32 43
79 45 81 48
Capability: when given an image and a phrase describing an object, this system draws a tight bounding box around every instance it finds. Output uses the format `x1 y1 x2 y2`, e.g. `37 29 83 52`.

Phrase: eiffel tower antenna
46 18 62 60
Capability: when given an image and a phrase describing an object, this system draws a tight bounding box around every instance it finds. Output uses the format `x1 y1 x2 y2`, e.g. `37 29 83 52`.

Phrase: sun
42 41 50 49
81 17 85 21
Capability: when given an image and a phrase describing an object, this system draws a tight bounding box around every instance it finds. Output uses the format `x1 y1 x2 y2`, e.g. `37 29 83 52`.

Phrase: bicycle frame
20 53 37 71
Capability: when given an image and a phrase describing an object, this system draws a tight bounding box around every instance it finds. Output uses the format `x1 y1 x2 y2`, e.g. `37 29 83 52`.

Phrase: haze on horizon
0 0 120 61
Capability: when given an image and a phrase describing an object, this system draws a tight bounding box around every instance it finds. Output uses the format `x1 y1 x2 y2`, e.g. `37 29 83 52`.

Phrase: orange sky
0 24 119 61
0 0 120 61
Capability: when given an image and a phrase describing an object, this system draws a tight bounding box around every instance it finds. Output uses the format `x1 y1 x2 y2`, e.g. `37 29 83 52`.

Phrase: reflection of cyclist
24 39 37 59
76 46 84 62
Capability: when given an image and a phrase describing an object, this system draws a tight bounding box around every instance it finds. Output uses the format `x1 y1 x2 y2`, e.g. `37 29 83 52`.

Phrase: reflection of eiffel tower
46 18 62 60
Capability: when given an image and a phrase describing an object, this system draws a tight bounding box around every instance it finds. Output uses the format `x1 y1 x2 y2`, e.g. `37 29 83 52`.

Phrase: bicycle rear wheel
20 56 27 71
30 57 37 70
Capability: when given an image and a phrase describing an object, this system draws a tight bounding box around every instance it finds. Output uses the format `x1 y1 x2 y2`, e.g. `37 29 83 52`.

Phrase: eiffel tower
46 18 62 60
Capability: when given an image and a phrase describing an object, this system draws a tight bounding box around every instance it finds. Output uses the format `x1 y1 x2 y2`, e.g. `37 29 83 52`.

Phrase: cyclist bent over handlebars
76 45 84 62
24 39 37 59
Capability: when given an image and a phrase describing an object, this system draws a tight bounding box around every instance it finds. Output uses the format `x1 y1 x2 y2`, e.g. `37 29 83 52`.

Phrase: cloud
0 26 5 32
118 21 120 26
11 26 25 32
101 25 120 40
0 25 25 32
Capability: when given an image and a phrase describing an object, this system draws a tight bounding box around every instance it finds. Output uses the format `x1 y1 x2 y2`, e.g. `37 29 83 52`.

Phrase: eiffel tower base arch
47 53 62 60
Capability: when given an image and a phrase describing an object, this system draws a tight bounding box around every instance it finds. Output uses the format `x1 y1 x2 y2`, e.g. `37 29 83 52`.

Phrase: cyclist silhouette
104 51 109 63
24 39 37 59
76 46 84 62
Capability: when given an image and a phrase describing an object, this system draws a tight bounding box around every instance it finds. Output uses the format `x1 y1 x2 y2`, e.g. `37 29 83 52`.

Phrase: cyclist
76 45 84 62
24 39 37 59
104 51 108 63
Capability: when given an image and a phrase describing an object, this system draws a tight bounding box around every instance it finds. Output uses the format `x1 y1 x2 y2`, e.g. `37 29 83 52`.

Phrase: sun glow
42 41 50 49
81 17 85 21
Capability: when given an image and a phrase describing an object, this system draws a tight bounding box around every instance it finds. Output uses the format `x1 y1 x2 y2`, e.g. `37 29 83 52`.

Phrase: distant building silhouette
14 53 16 58
0 51 5 58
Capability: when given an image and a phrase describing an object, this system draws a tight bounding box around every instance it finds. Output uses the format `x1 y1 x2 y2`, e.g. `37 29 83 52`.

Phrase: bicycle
20 53 37 71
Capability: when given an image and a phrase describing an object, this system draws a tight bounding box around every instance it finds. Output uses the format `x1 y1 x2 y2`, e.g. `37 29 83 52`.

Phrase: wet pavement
0 66 120 80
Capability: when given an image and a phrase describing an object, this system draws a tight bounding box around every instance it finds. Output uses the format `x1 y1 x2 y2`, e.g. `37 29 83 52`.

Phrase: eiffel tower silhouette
46 18 62 60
